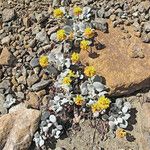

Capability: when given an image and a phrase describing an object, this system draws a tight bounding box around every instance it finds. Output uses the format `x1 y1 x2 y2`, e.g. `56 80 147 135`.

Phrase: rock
0 104 41 150
31 80 51 91
26 92 40 109
2 9 17 22
141 103 150 130
92 18 108 33
128 44 145 58
80 26 150 96
0 94 7 114
29 39 36 48
141 32 150 43
3 94 16 109
30 57 39 68
17 75 26 85
1 36 11 45
16 92 25 100
0 80 11 90
27 74 40 87
36 29 49 44
143 22 150 33
23 16 32 28
0 48 16 66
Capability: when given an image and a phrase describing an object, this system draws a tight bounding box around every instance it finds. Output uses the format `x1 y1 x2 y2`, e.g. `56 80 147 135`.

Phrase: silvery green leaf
119 120 128 129
91 75 103 83
98 91 108 96
83 7 91 15
63 25 73 35
56 125 63 130
122 106 129 114
56 106 63 112
79 22 86 32
73 23 79 32
86 99 94 106
48 123 52 127
54 135 60 139
93 111 99 117
122 114 131 120
81 88 88 95
56 130 61 136
55 52 64 61
43 126 49 133
65 58 71 68
93 82 105 92
61 98 69 105
51 129 56 137
108 116 115 121
49 115 57 123
39 138 44 147
60 7 65 14
48 53 55 62
80 74 84 79
50 33 57 41
117 117 123 124
124 102 131 110
54 96 60 101
109 121 116 131
115 98 123 109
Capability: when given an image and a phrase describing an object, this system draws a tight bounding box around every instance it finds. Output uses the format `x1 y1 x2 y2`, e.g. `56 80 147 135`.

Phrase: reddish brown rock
80 24 150 96
0 104 41 150
0 47 15 66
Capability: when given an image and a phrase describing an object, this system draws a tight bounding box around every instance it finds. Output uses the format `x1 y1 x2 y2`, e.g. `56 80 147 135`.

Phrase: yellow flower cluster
74 95 84 106
80 40 90 51
73 6 82 16
53 8 64 18
39 55 49 68
62 70 77 85
84 66 96 77
71 52 80 63
116 128 127 138
63 76 72 85
84 28 95 39
91 96 111 112
57 29 66 41
68 70 76 78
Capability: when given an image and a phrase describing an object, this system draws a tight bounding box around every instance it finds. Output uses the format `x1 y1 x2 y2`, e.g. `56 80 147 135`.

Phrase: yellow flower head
84 28 95 39
57 29 66 41
84 66 96 77
97 96 111 110
39 55 49 68
68 70 76 78
63 76 72 85
74 95 84 106
116 128 127 138
71 52 80 63
91 96 111 112
53 8 64 18
73 6 82 16
80 40 90 51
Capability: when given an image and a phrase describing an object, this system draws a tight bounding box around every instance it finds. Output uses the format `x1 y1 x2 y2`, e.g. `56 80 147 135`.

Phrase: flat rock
31 80 51 91
0 104 41 150
80 23 150 96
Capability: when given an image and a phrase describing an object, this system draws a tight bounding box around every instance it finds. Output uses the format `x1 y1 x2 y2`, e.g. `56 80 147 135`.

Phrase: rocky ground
0 0 150 150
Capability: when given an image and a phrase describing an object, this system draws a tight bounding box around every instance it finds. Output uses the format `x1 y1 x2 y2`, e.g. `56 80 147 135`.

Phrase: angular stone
0 94 7 114
31 80 51 91
26 92 40 109
2 9 16 22
80 25 150 96
0 48 16 66
27 74 40 87
0 104 41 150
